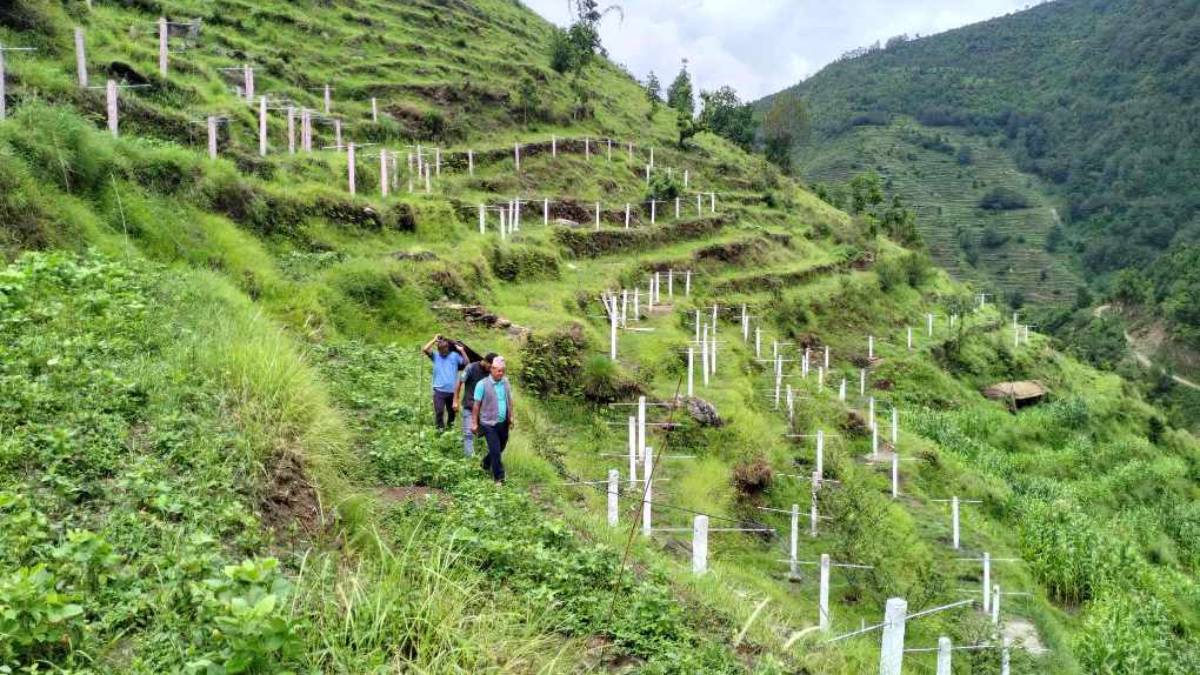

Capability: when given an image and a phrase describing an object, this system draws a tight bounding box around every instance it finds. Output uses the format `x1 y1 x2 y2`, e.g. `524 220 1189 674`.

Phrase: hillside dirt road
1094 305 1200 391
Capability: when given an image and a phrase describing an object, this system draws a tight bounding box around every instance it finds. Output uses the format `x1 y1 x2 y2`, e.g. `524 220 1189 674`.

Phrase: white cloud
521 0 1031 100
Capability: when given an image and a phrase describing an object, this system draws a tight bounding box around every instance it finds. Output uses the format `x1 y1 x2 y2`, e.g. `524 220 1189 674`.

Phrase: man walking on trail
472 356 514 483
455 351 496 458
422 334 468 431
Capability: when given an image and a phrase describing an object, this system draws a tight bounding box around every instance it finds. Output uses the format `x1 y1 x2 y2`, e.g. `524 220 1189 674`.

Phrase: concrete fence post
0 48 6 121
819 553 832 631
206 116 218 158
258 95 268 156
607 469 619 526
323 84 331 114
755 328 762 359
347 143 356 195
891 453 900 499
478 204 486 234
685 270 691 296
1001 637 1011 675
371 97 378 122
692 515 708 574
927 312 934 337
816 430 825 477
788 504 799 576
551 134 557 157
637 396 646 460
907 326 913 350
650 199 656 224
105 79 118 136
879 598 908 675
952 496 961 549
992 585 1001 625
379 151 389 197
937 636 952 675
839 379 847 402
75 28 88 87
696 193 702 216
983 552 992 613
811 472 820 537
286 107 296 154
243 64 254 102
158 17 168 76
628 416 637 486
624 203 630 229
702 326 711 388
687 347 695 397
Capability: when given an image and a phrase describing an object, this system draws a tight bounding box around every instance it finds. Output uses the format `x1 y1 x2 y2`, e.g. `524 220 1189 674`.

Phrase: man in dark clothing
455 352 496 458
471 356 514 483
421 334 468 430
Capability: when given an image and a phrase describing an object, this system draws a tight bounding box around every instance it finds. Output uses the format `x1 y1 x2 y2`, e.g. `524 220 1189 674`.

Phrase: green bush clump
519 328 587 398
487 244 560 282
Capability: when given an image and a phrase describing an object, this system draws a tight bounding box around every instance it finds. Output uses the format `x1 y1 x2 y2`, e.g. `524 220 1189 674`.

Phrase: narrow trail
1094 305 1200 391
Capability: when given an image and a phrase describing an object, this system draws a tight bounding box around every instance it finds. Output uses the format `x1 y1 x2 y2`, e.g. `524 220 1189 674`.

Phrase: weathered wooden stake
607 469 619 526
105 79 118 136
158 17 168 77
347 143 356 195
692 515 708 574
879 598 908 675
74 28 88 87
819 553 831 631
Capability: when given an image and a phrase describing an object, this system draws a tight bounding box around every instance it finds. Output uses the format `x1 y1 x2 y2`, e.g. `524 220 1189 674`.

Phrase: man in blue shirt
422 334 468 430
471 356 515 483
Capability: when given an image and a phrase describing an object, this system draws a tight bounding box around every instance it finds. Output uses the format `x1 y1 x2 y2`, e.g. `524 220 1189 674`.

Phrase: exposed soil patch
260 451 325 537
378 486 448 505
431 302 530 337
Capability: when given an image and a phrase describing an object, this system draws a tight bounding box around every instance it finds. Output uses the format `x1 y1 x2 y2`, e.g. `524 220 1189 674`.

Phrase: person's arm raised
421 334 439 356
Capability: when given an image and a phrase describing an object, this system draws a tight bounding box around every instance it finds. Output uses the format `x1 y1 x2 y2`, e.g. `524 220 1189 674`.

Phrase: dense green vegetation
1 0 1198 672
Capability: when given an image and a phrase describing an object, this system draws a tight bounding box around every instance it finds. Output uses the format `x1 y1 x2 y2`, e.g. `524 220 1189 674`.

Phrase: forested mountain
759 0 1200 423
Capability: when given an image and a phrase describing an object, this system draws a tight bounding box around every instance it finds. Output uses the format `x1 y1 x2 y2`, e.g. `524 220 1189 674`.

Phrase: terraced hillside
798 119 1081 305
1 1 1199 673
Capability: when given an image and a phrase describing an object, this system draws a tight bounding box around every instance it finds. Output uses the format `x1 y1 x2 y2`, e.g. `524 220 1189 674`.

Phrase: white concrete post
627 141 633 160
323 84 331 114
685 270 691 296
585 137 591 160
824 346 830 370
608 469 619 526
243 64 254 102
872 424 880 459
621 290 628 327
668 269 674 297
1001 638 1011 675
1014 324 1021 349
637 396 646 460
206 116 217 159
647 277 656 312
891 453 899 499
105 79 118 136
675 197 681 219
755 328 762 358
869 335 875 360
633 287 640 320
0 48 6 121
819 553 832 631
607 137 612 160
860 369 867 396
951 496 961 549
371 97 378 122
789 504 800 576
380 152 390 197
937 637 952 675
654 272 662 304
286 107 296 154
478 204 486 234
710 328 718 376
649 146 654 168
810 474 820 536
74 28 88 88
595 202 601 230
742 305 749 341
907 326 913 350
650 200 656 224
687 347 695 397
787 385 795 424
642 445 653 536
435 147 442 176
347 143 356 195
158 17 168 77
424 164 432 193
468 149 474 175
869 397 876 429
818 367 825 389
983 552 992 613
696 193 703 217
514 142 520 171
879 598 908 675
498 208 507 240
624 203 630 229
927 312 934 337
628 416 637 486
645 164 651 185
609 297 618 361
816 430 825 477
684 169 689 188
839 379 847 402
695 310 701 342
710 192 716 212
992 585 1001 625
692 515 709 575
258 95 268 156
702 326 711 388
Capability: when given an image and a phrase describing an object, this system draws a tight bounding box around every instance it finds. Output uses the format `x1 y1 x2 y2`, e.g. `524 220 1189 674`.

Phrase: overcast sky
522 0 1036 101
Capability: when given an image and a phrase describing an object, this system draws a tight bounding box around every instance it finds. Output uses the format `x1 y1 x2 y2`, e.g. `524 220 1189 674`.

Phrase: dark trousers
432 390 456 430
480 421 510 481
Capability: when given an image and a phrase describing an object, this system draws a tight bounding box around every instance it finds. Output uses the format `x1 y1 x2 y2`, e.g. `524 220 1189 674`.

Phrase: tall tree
698 86 755 150
666 60 694 117
760 92 809 172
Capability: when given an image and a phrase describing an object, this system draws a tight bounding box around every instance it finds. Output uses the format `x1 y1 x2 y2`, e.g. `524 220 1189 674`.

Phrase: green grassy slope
1 1 1199 673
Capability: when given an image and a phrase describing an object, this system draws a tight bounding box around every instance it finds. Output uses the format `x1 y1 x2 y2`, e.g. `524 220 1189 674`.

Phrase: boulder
683 396 723 427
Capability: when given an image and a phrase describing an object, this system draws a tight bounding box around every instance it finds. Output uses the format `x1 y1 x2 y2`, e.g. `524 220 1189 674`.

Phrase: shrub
487 245 560 282
519 328 587 397
979 187 1030 211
